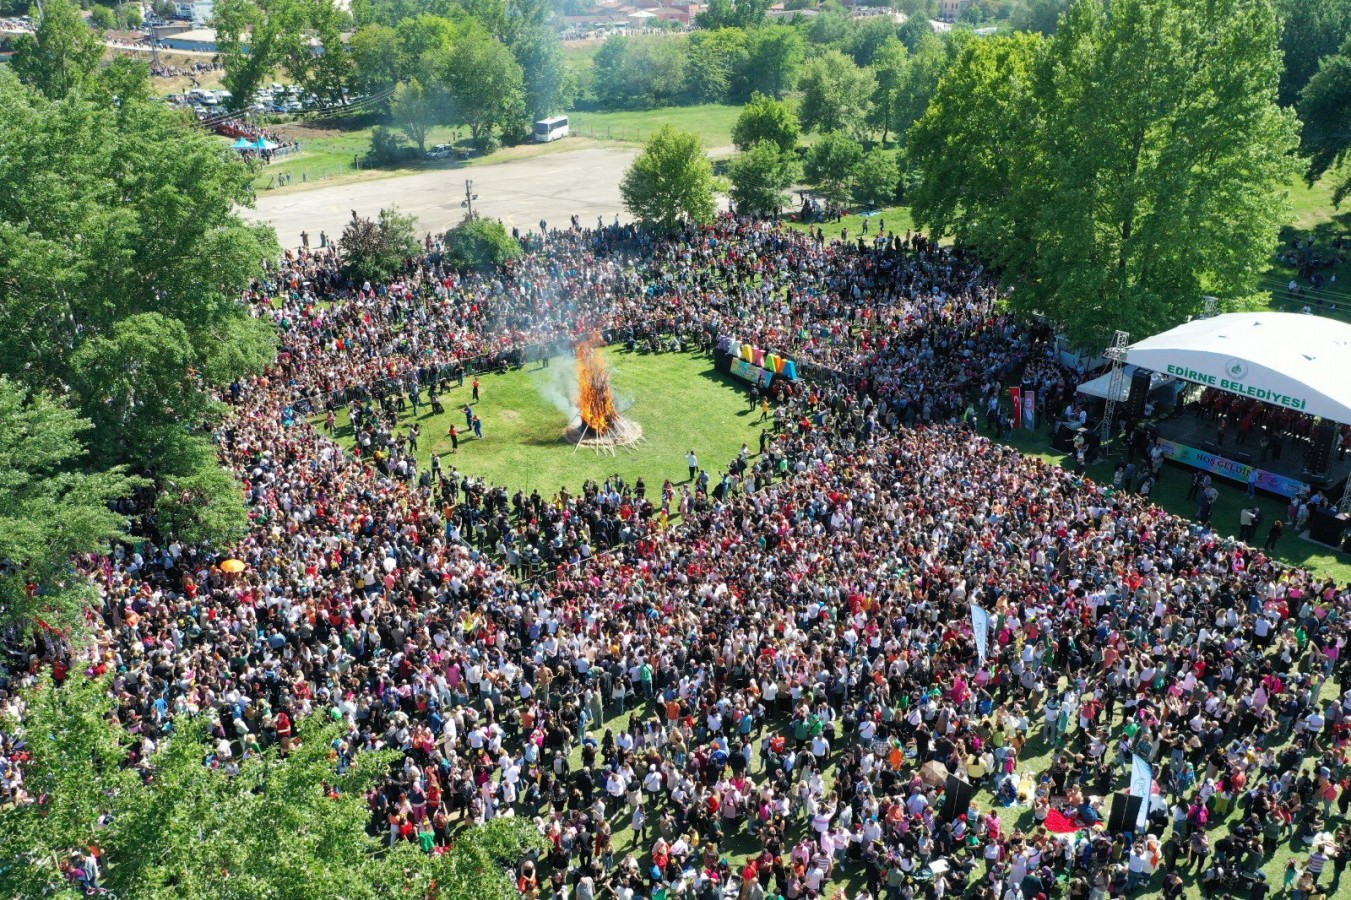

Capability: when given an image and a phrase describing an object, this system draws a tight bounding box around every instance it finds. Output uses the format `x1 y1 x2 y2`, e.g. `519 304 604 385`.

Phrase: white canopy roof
1125 312 1351 424
1075 364 1172 402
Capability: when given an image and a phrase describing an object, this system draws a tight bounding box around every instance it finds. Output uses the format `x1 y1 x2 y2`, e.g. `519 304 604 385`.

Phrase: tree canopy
621 125 718 232
726 140 801 216
444 217 524 271
731 92 801 154
0 70 276 548
340 207 422 285
908 0 1299 348
0 673 548 900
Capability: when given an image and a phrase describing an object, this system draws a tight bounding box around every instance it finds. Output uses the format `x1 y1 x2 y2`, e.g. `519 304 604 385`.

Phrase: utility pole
461 179 479 219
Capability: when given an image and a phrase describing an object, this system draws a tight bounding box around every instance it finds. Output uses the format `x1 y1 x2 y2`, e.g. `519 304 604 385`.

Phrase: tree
0 673 550 899
696 0 771 30
349 23 403 93
732 92 800 154
621 125 718 232
1011 0 1073 34
215 0 298 111
392 78 441 153
443 217 523 271
437 25 526 149
741 25 804 100
726 140 800 216
591 36 688 110
805 131 864 205
896 16 935 53
285 0 355 105
685 28 750 105
0 380 141 638
9 0 102 100
909 0 1300 348
89 5 116 29
511 23 568 121
0 71 277 540
1276 0 1351 108
848 15 902 67
867 37 909 144
797 49 876 139
851 148 900 209
906 34 1041 260
340 207 421 284
1299 37 1351 205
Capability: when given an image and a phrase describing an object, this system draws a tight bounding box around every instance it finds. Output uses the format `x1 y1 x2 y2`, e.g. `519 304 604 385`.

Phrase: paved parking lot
248 147 639 248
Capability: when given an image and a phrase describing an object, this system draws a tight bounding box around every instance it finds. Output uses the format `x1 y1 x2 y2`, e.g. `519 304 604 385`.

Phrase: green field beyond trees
323 347 765 497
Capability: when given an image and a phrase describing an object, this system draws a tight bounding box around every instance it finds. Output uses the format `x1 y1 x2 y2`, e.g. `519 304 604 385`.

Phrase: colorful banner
1154 438 1306 498
1129 754 1153 832
1022 389 1036 430
1009 387 1021 429
970 604 990 663
730 358 774 388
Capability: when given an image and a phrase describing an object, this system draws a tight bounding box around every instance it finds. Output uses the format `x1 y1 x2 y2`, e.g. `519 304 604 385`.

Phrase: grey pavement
247 147 640 247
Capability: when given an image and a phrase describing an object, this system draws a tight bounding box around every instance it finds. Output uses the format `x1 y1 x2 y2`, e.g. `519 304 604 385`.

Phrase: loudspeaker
1125 368 1152 420
1107 792 1143 835
940 774 977 822
1308 421 1337 478
1052 424 1078 452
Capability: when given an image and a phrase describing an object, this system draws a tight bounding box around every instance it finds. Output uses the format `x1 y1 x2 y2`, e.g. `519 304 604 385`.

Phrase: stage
1148 403 1351 498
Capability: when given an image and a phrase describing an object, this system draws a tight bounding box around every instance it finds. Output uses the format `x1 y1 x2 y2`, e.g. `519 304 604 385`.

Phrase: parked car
427 143 453 160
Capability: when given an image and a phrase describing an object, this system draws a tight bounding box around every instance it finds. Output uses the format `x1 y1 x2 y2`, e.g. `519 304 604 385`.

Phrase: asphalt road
247 147 640 248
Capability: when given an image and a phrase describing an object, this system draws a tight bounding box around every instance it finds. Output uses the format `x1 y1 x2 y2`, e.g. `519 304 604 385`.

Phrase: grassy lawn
1257 173 1351 321
322 347 766 497
567 104 743 150
784 204 916 241
994 423 1351 584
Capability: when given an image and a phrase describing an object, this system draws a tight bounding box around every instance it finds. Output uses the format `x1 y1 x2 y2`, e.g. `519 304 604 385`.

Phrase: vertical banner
1009 387 1021 429
970 604 990 663
1022 389 1036 430
1129 754 1153 832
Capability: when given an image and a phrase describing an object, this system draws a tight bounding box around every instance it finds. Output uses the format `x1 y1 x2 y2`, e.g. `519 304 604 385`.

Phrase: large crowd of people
2 216 1349 900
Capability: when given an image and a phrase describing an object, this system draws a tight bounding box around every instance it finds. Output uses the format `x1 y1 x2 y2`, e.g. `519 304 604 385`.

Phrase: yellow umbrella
220 559 246 574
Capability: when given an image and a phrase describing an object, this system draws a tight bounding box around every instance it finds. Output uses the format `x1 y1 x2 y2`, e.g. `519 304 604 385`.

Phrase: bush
364 125 415 167
443 217 522 272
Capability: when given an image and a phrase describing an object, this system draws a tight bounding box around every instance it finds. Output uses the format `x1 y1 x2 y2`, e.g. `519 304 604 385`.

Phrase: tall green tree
805 131 864 205
732 92 801 154
797 49 876 139
591 36 688 110
906 34 1041 261
0 673 549 899
851 148 900 209
437 25 527 147
727 141 801 216
685 28 750 104
511 23 568 121
741 25 804 99
0 381 141 638
909 0 1300 347
867 37 909 144
9 0 102 100
340 207 421 284
1276 0 1351 108
621 125 718 232
392 78 442 153
1299 37 1351 205
696 0 771 30
444 217 523 271
0 72 277 542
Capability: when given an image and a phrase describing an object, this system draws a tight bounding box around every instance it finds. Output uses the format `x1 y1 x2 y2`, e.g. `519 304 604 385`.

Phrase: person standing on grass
447 424 459 452
472 377 480 402
472 414 483 440
1264 519 1284 551
687 450 698 482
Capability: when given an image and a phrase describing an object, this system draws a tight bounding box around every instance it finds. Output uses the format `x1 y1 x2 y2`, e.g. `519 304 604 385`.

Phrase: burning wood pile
566 337 643 453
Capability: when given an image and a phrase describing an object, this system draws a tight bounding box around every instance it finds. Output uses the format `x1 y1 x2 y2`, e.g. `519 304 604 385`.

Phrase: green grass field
784 204 917 241
324 347 767 496
567 104 743 150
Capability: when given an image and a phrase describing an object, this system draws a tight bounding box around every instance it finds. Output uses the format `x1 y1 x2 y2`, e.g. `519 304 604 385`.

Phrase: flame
576 336 619 434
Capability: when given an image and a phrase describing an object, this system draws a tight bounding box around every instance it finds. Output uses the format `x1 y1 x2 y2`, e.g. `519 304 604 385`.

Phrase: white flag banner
970 604 990 663
1129 754 1153 832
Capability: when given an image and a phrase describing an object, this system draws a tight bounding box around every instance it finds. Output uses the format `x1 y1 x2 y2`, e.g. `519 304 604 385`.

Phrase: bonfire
566 337 643 453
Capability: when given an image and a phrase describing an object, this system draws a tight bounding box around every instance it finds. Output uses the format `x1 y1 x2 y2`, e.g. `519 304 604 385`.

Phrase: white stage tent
1076 364 1173 402
1125 312 1351 425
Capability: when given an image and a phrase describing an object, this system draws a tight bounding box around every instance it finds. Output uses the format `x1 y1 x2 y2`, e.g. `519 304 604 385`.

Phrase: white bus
533 116 569 143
